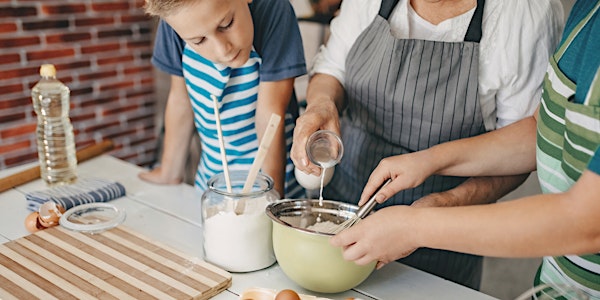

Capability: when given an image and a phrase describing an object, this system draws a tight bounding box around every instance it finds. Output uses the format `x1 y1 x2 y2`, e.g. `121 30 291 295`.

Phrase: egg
38 201 65 228
274 289 301 300
24 212 43 233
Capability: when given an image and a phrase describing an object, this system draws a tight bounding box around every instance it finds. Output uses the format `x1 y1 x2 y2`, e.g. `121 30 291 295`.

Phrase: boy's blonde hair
144 0 195 17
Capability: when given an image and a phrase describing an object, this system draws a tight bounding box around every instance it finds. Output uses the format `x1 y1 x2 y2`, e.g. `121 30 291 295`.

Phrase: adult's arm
291 74 346 175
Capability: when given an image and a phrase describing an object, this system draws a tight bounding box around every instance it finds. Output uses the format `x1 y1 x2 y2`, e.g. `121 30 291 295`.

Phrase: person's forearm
428 116 538 177
413 174 530 207
411 171 600 257
256 79 294 197
159 76 195 181
306 73 346 114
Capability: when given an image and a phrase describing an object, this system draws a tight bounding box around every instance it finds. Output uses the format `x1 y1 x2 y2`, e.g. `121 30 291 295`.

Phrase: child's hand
138 166 183 185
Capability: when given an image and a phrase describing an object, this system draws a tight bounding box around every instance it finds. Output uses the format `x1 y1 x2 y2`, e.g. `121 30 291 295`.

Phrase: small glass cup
306 130 344 168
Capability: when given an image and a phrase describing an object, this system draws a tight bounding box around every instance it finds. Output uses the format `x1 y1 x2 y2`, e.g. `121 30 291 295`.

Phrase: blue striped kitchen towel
26 178 126 211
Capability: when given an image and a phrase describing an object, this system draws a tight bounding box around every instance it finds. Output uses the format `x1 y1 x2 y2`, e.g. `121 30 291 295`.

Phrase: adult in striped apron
324 0 487 289
535 1 600 297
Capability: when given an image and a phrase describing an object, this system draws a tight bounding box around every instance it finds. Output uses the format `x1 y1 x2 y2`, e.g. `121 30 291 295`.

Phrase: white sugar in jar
201 171 279 272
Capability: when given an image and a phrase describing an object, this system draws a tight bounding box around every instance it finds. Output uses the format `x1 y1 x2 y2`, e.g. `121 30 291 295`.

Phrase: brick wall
0 0 158 170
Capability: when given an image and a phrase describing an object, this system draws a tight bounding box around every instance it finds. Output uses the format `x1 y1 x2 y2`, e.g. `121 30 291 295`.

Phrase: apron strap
555 1 600 61
464 0 485 42
379 0 400 19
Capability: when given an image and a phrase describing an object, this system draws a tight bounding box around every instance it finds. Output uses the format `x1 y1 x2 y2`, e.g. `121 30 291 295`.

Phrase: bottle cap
39 64 56 77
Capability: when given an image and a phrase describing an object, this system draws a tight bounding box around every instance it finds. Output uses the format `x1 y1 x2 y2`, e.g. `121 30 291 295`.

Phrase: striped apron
182 46 304 198
324 0 487 289
535 2 600 298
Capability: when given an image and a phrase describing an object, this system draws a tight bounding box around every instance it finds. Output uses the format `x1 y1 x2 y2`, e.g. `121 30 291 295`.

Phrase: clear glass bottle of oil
31 64 77 186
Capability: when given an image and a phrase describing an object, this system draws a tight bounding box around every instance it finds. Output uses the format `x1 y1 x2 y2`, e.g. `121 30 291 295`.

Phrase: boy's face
165 0 254 68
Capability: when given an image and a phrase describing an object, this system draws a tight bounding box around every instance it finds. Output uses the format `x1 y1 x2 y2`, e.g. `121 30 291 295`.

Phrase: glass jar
201 170 279 272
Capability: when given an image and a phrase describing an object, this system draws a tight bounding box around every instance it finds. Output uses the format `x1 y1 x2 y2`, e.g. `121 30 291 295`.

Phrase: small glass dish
59 203 126 234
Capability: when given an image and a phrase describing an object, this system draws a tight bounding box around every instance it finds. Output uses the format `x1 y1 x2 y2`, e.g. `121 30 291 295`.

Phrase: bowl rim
265 198 359 236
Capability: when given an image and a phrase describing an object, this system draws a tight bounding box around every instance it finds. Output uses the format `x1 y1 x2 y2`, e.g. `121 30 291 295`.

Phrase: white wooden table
0 155 497 299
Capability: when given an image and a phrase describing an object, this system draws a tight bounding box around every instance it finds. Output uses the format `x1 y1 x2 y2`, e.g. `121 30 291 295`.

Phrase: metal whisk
330 178 392 234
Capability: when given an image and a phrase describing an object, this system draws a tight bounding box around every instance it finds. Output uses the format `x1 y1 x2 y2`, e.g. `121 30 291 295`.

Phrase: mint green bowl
265 199 376 293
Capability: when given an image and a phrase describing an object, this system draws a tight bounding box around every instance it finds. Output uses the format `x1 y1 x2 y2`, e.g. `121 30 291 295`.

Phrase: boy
141 0 306 198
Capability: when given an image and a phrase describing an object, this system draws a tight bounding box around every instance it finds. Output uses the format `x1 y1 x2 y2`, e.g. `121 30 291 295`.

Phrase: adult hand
330 205 418 269
358 150 438 206
291 99 340 175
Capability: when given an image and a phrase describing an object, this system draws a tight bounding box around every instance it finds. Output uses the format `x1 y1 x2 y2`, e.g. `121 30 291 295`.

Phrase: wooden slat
0 226 232 300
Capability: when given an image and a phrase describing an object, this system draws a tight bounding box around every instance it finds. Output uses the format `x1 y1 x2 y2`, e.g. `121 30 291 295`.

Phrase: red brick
0 95 30 110
75 17 115 27
97 29 133 39
0 36 40 48
99 81 135 92
103 104 139 116
22 19 69 31
70 112 95 123
0 83 22 94
42 4 86 15
5 152 38 167
70 86 94 97
138 78 153 87
26 48 75 61
0 66 38 80
138 26 152 35
125 88 153 98
83 120 120 133
0 123 36 139
0 6 37 17
128 113 155 124
121 14 151 23
46 32 91 44
0 53 20 65
55 61 91 72
132 0 146 9
91 2 129 12
104 128 137 140
81 43 120 54
97 54 134 66
0 140 31 154
0 111 26 123
80 95 119 108
0 22 17 33
126 40 152 49
78 70 118 82
123 65 152 75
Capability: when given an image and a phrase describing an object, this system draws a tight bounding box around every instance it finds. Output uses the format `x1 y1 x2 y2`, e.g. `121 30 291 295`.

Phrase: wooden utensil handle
0 140 114 193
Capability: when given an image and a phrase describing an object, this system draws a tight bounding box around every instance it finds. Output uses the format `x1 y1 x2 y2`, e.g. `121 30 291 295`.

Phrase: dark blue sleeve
251 0 307 82
151 19 186 77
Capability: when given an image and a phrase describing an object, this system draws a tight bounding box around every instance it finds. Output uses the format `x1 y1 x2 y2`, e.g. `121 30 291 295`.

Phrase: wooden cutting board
0 226 232 300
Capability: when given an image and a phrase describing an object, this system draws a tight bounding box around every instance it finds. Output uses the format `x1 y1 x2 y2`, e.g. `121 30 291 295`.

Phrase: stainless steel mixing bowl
265 199 376 293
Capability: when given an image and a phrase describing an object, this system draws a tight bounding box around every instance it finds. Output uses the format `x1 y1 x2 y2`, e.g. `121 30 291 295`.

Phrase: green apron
535 2 600 298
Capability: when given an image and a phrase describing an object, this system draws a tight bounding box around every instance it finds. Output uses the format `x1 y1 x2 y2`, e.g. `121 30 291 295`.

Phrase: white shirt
311 0 564 129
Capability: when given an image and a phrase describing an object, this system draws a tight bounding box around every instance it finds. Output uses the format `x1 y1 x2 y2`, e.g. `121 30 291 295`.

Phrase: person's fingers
358 173 391 206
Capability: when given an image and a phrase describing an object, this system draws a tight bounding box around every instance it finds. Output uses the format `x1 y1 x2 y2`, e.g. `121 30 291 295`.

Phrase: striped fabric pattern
535 4 600 296
182 46 302 198
25 178 126 212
